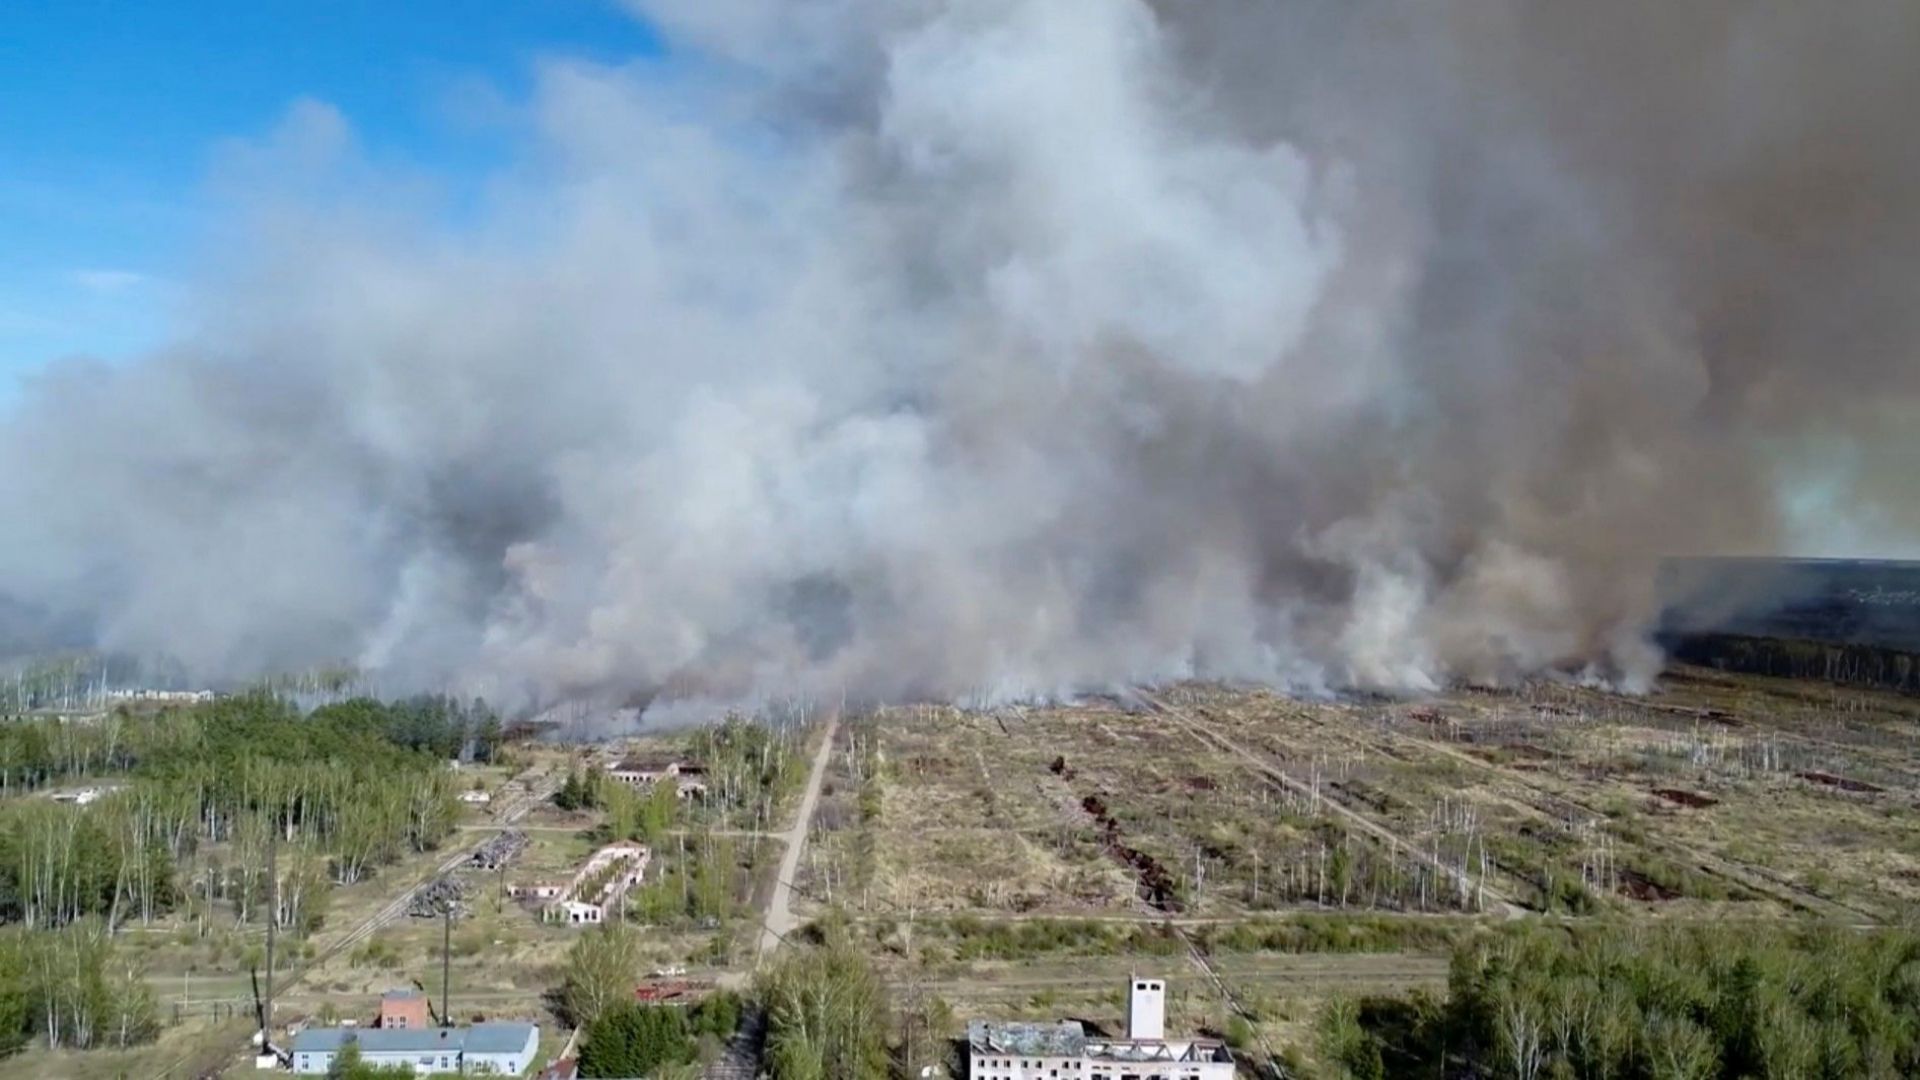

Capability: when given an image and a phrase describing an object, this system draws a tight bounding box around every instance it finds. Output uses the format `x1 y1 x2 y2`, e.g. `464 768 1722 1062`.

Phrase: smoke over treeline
2 0 1917 706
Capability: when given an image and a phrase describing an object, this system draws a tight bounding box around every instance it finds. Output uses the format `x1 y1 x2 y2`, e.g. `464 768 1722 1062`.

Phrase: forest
0 693 493 1057
1321 923 1920 1079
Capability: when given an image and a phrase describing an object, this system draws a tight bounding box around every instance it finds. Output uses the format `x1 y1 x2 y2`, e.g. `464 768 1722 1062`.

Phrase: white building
968 978 1233 1080
542 843 649 926
290 1021 540 1076
548 899 604 925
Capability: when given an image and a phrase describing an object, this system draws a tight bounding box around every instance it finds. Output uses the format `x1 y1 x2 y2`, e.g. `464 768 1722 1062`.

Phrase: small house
378 989 430 1030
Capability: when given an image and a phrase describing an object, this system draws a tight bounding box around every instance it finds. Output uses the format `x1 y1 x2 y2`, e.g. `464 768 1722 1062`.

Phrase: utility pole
264 831 277 1049
442 905 452 1027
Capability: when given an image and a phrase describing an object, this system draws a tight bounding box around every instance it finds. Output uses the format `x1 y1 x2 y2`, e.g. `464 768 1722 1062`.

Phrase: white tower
1127 978 1166 1041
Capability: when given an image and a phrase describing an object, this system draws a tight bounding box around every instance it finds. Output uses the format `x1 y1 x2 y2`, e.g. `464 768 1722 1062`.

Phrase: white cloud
71 269 150 295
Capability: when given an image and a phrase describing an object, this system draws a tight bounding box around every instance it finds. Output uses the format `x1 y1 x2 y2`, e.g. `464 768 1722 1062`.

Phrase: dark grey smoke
3 0 1917 705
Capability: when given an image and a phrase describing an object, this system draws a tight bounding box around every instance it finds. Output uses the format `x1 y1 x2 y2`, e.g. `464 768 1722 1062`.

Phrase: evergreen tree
579 1002 693 1078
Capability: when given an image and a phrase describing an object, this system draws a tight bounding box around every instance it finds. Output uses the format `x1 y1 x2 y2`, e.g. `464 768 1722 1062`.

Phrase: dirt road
759 709 840 958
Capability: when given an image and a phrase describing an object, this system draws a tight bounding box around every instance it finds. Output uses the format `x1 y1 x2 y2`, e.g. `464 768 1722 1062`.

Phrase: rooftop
967 1022 1232 1066
610 755 680 773
967 1020 1086 1057
1084 1038 1233 1064
292 1022 537 1056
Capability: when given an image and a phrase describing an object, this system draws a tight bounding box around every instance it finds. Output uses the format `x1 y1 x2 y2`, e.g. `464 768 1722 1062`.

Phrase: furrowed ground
3 668 1913 1076
792 667 1920 1065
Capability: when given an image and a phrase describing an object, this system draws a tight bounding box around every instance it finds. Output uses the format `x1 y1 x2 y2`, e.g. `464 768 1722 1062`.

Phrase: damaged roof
967 1020 1087 1057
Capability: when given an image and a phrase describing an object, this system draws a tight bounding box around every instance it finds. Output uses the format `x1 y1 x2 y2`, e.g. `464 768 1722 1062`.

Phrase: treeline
692 714 805 830
0 920 157 1055
560 922 932 1080
0 692 503 797
1321 923 1920 1079
578 989 741 1078
0 695 475 933
0 654 155 714
762 935 891 1080
1668 633 1920 693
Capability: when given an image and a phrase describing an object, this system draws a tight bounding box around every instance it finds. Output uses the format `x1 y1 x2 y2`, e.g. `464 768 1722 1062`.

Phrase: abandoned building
607 755 681 786
539 842 650 925
967 978 1233 1080
607 756 709 799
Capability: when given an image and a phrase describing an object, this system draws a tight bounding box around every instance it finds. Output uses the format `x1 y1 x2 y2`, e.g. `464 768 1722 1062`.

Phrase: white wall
1127 978 1166 1040
968 1052 1081 1079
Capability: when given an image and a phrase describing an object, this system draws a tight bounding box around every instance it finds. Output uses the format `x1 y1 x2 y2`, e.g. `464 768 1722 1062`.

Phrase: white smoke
3 0 1917 707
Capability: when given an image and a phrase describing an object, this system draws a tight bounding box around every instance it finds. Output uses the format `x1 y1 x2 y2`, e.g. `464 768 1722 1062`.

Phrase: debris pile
469 829 528 871
408 875 472 919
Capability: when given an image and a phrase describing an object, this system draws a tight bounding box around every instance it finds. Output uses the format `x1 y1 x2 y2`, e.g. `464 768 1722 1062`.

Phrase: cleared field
800 670 1919 933
780 667 1920 1076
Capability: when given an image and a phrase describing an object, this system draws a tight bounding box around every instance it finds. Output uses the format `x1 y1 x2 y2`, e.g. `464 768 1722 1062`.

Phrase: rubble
468 829 528 871
408 875 471 919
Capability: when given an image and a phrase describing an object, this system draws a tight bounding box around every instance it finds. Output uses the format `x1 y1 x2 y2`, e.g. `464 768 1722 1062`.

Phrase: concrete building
290 1021 540 1076
968 978 1232 1080
541 842 649 926
607 755 681 787
547 899 605 925
378 989 430 1030
607 756 711 800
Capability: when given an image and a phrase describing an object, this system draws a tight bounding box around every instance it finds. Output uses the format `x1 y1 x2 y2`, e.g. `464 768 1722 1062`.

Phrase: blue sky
0 1 660 388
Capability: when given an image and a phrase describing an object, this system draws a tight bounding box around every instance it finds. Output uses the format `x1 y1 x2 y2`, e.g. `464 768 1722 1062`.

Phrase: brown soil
1651 788 1720 809
1795 770 1885 794
1079 793 1181 913
1617 868 1682 902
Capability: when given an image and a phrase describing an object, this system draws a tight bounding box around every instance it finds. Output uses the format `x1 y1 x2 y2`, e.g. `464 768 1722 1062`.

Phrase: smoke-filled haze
3 0 1917 706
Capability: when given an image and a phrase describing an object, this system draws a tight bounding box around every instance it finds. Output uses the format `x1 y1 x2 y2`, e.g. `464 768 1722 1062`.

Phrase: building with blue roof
290 1020 540 1075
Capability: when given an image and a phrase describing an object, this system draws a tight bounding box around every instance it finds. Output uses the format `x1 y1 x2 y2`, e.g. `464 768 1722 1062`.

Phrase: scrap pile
469 829 528 871
408 874 472 919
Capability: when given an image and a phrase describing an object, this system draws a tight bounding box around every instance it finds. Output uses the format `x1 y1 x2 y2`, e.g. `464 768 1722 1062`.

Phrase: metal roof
465 1022 543 1054
292 1022 538 1056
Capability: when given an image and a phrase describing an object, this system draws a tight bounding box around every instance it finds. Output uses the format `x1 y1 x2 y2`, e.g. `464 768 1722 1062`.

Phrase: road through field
759 708 841 958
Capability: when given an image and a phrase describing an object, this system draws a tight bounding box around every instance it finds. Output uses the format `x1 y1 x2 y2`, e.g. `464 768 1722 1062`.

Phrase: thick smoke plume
3 1 1917 706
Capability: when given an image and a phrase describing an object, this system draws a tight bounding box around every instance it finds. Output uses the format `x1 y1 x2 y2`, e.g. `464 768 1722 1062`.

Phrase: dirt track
759 709 840 958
